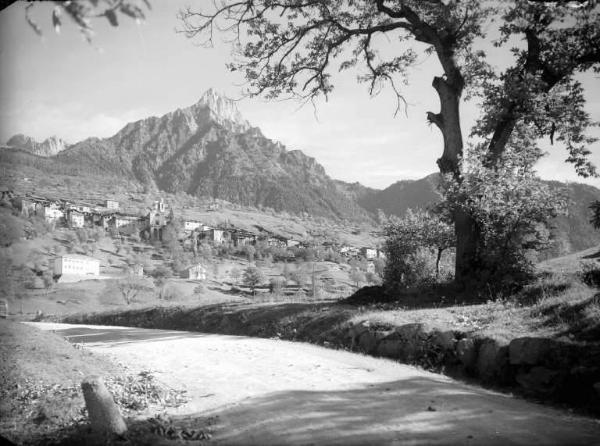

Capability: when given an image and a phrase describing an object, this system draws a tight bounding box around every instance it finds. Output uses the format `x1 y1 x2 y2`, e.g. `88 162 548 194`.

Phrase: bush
580 261 600 288
269 277 285 295
159 285 182 301
365 271 382 286
0 210 24 247
349 267 366 288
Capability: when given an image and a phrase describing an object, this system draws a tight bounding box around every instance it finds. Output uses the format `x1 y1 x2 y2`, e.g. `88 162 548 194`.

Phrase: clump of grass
525 272 600 341
348 271 599 343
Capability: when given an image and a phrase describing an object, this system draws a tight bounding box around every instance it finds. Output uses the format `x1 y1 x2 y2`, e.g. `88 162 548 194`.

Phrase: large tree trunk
454 209 481 285
429 75 481 286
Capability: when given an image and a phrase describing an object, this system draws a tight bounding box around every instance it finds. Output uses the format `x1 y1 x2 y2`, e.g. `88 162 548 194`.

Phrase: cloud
0 102 154 143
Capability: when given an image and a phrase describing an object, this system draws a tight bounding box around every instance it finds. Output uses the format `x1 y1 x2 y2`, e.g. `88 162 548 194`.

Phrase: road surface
28 322 600 445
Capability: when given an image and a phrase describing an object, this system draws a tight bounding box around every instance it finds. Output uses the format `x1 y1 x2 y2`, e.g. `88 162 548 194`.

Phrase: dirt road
28 322 600 445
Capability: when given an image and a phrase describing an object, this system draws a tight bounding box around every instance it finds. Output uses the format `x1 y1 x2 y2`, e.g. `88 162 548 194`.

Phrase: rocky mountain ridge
49 89 371 221
6 134 68 157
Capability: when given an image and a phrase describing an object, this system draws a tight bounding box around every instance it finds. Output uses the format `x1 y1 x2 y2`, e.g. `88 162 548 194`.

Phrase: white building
360 247 378 260
106 200 119 210
68 211 85 228
114 214 139 228
185 264 207 280
53 254 100 282
131 264 144 277
184 220 202 232
286 239 301 248
201 228 227 244
41 206 64 224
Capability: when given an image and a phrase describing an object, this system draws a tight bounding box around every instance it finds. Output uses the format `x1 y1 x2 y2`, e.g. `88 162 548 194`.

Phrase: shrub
349 267 366 288
0 210 24 247
580 261 600 288
290 269 308 287
365 271 382 286
159 284 182 301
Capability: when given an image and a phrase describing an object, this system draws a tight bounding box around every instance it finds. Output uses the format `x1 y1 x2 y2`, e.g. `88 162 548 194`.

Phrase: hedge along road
29 322 600 445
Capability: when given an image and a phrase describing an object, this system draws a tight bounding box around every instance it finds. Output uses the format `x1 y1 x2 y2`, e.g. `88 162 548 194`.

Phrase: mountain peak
193 88 250 132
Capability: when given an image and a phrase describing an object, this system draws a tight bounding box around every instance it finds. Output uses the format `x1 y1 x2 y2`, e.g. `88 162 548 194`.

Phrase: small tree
162 223 183 260
383 208 455 291
116 276 152 305
269 277 285 296
230 267 242 284
281 263 293 281
349 267 366 289
159 285 182 301
290 269 308 288
365 271 382 286
373 258 385 278
244 245 256 262
150 265 171 299
243 266 265 295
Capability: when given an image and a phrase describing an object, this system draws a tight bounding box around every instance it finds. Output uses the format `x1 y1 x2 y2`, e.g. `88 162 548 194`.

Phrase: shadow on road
55 376 600 446
49 325 227 347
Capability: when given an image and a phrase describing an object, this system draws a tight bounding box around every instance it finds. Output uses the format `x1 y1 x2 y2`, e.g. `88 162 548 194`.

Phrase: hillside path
28 322 600 445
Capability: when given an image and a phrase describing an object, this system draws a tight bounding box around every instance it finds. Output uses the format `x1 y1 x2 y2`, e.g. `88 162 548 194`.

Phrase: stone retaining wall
335 321 600 412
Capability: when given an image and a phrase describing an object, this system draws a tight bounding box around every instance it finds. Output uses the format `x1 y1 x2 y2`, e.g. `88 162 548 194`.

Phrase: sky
1 0 599 190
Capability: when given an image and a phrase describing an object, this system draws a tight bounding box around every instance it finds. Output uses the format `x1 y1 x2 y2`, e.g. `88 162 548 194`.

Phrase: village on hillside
0 188 385 289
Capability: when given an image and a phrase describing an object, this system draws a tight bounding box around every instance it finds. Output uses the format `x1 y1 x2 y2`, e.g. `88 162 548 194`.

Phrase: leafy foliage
243 266 265 294
349 267 366 288
0 210 23 247
580 260 600 288
23 0 151 43
269 277 285 296
383 208 455 291
442 145 565 290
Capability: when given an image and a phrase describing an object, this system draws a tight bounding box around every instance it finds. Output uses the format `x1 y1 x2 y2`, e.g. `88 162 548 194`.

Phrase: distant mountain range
3 88 599 256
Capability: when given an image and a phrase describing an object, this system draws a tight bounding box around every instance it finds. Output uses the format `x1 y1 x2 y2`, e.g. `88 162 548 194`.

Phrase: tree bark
453 209 482 285
435 248 442 280
429 75 480 285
